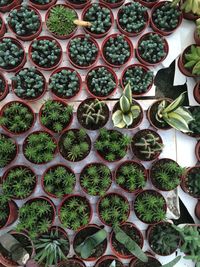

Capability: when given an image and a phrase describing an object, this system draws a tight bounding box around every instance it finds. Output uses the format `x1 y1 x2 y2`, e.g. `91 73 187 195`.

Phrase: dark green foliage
80 163 112 196
115 161 146 192
87 66 116 97
189 106 200 134
49 69 80 98
0 134 16 168
3 166 36 199
24 132 57 164
33 0 52 4
122 66 154 94
186 167 200 197
69 35 98 67
0 0 12 6
43 165 76 198
0 38 24 69
84 3 112 34
0 194 10 228
7 5 40 36
98 193 129 226
118 2 147 33
31 39 61 68
103 35 131 65
0 102 34 134
152 2 181 31
60 195 91 230
138 33 167 63
134 190 166 223
46 5 77 36
95 128 131 162
40 100 73 133
12 67 45 99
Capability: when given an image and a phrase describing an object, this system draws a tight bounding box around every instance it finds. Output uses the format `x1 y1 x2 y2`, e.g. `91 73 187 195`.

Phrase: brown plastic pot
0 72 8 101
0 133 18 168
0 15 6 38
58 258 86 267
100 0 125 8
129 254 161 266
194 29 200 45
95 255 125 267
29 0 57 10
0 0 22 12
65 0 91 9
181 166 200 198
195 141 200 161
135 0 159 8
0 200 18 230
7 5 42 41
193 81 200 104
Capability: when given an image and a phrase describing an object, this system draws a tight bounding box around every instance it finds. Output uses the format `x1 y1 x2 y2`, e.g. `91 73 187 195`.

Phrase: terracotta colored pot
134 0 159 8
193 81 200 104
194 29 200 45
100 0 125 8
0 72 8 101
65 0 91 9
95 255 125 267
195 200 200 220
0 200 18 230
0 15 6 38
195 141 200 161
29 0 57 10
181 166 200 198
58 258 86 267
0 133 18 168
129 254 161 266
0 0 22 12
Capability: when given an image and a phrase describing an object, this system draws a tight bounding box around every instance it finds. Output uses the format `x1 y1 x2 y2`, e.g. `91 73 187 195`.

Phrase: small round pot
195 141 200 161
0 133 18 169
129 254 161 267
82 3 114 39
117 3 149 37
29 0 57 10
28 36 63 71
110 222 144 259
67 34 100 70
0 0 22 13
0 200 18 230
45 4 78 39
0 15 6 38
193 81 200 104
195 201 200 220
101 33 133 68
181 166 200 198
95 255 125 267
7 5 42 41
0 72 8 101
65 0 91 9
85 65 118 99
58 258 86 267
194 29 200 45
100 0 125 8
0 37 26 73
150 1 183 36
178 44 197 77
135 0 159 8
73 224 107 261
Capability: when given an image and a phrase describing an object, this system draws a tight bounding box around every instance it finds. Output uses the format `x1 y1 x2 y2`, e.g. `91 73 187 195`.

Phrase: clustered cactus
12 67 45 99
118 2 148 34
186 168 200 197
69 35 98 67
0 134 16 168
49 69 80 98
7 5 40 36
103 35 131 65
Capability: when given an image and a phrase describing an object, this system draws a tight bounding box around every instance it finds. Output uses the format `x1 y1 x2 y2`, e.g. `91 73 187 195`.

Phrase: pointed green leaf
163 92 186 113
163 112 192 133
193 61 200 75
162 256 181 267
112 110 123 126
184 60 196 68
122 112 133 126
120 95 130 113
115 120 126 129
124 83 132 103
175 107 194 123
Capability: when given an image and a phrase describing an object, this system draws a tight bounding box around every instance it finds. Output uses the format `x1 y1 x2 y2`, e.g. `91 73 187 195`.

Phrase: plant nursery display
0 133 17 168
179 45 200 76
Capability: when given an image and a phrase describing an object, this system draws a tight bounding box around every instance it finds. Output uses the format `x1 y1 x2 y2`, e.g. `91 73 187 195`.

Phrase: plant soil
97 259 124 267
131 257 161 267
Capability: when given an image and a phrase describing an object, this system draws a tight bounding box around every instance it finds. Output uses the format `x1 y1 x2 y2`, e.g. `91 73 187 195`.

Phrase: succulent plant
0 134 16 168
172 0 200 16
189 106 200 134
7 5 40 36
185 167 200 197
69 35 98 67
12 67 45 99
103 35 131 65
184 45 200 76
0 194 10 228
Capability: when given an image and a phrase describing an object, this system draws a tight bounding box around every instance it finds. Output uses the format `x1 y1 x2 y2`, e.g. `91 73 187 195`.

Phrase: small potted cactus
85 66 118 99
7 5 42 41
136 32 169 66
102 34 133 68
67 34 100 69
11 67 46 101
82 3 114 38
80 162 112 196
65 0 90 9
29 0 57 10
0 37 26 72
0 133 18 168
39 100 73 134
135 0 159 8
0 15 6 38
77 98 109 130
58 128 91 162
0 101 35 135
95 255 125 267
131 129 163 161
0 72 8 101
29 36 62 71
0 0 22 13
181 166 200 198
121 64 154 96
117 2 149 37
49 67 81 100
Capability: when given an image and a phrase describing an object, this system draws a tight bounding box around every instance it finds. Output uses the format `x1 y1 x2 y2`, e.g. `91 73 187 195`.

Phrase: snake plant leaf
163 112 192 133
112 110 123 126
109 260 116 267
162 256 181 267
122 112 133 126
175 107 194 123
162 92 186 114
124 82 132 103
120 95 130 113
75 229 107 259
131 105 141 119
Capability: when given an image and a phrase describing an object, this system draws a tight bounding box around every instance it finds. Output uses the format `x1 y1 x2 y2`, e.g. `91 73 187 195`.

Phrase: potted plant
100 0 125 8
2 165 37 199
135 0 159 8
16 196 56 239
0 37 26 72
182 166 200 198
42 164 76 198
0 194 18 230
194 18 200 44
82 2 114 38
188 106 200 137
65 0 90 9
112 83 143 129
131 129 163 161
129 255 161 267
29 36 62 71
95 128 131 162
0 101 35 135
134 189 167 224
58 128 91 162
29 0 57 10
7 5 42 41
34 226 70 267
136 32 168 66
58 259 86 267
85 66 118 99
0 72 8 101
11 67 46 101
150 1 182 36
102 34 133 68
80 162 112 196
117 2 149 37
195 141 200 161
171 0 200 20
115 160 147 193
97 192 130 226
39 100 73 134
49 67 81 100
0 15 6 38
147 92 194 132
95 255 125 267
0 133 17 168
73 224 107 260
67 34 99 69
23 130 57 164
0 0 22 13
193 81 200 104
59 194 92 231
178 44 200 77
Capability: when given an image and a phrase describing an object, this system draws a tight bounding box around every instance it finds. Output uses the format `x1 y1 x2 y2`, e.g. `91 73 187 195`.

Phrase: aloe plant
184 45 200 76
